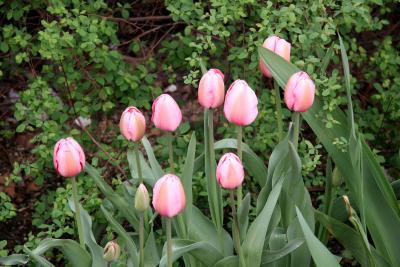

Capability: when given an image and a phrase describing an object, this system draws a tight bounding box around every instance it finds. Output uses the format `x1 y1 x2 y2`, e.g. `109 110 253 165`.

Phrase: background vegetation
0 0 399 265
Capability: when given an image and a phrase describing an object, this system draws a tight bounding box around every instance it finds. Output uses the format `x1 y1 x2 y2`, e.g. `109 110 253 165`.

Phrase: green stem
139 212 144 267
292 112 300 150
167 132 175 173
167 218 173 267
135 144 143 183
236 125 243 207
274 80 284 141
71 177 85 248
230 191 246 267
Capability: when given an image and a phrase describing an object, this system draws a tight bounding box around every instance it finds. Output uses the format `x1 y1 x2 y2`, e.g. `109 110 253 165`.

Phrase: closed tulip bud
135 183 149 212
53 137 85 177
198 68 225 108
259 36 291 77
284 71 315 112
119 106 146 141
224 80 258 126
151 94 182 131
103 241 120 262
152 174 186 218
216 153 244 189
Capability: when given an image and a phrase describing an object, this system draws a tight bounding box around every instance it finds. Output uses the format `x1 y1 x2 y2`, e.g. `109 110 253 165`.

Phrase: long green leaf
295 207 340 267
242 177 284 266
159 239 223 267
213 256 239 267
23 246 55 267
0 254 29 265
101 205 139 266
31 239 91 267
141 136 164 178
144 230 160 267
237 193 251 241
262 238 304 265
127 149 156 186
68 199 106 267
86 164 139 229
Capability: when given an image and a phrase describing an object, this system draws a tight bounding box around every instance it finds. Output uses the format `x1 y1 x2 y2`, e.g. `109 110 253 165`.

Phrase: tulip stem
71 176 85 249
236 125 243 207
292 112 300 150
230 191 246 267
167 218 173 267
139 212 144 267
167 132 175 173
274 80 284 141
135 144 143 184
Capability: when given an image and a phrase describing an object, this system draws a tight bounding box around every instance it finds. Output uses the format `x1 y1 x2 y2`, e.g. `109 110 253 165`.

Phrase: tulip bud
343 195 353 218
332 167 343 187
135 183 150 212
284 71 315 112
259 36 291 77
151 94 182 132
53 137 85 177
198 68 225 108
152 174 186 217
224 80 258 126
216 153 245 189
119 106 146 141
103 241 120 262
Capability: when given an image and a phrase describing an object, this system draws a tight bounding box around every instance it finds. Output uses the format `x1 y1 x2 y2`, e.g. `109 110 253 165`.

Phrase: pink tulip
224 80 258 126
53 137 85 177
284 71 315 112
198 69 225 108
216 153 244 189
259 36 291 78
119 106 146 141
152 174 186 217
151 94 182 131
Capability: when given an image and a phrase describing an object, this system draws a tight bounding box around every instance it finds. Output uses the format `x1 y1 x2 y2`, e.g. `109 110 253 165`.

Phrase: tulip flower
152 94 182 132
119 106 146 141
135 183 150 212
53 137 85 177
259 36 291 77
103 241 121 262
224 80 258 126
216 153 245 189
152 174 186 218
198 68 225 108
284 71 315 112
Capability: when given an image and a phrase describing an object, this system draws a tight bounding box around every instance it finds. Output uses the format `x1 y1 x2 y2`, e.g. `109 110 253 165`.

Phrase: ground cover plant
0 1 399 266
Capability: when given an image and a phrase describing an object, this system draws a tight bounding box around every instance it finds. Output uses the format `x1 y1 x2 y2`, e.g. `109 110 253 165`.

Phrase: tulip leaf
86 164 139 229
180 132 196 236
213 256 239 267
68 198 107 267
242 176 284 267
295 207 341 267
237 193 251 241
30 238 91 267
127 149 156 186
23 246 55 267
259 44 400 266
144 230 160 267
0 254 29 265
101 205 139 267
189 206 233 256
141 136 164 178
159 239 223 267
261 238 304 265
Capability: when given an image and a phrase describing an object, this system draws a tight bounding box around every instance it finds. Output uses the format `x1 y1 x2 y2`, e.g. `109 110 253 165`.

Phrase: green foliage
0 192 16 222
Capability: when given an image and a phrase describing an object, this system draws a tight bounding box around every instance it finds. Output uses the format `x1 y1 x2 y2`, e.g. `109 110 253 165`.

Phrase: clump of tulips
48 34 316 267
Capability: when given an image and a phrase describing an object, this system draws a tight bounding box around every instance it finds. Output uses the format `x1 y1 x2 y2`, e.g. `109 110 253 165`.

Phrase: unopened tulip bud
135 183 150 212
259 36 291 77
216 153 244 189
152 174 186 217
332 167 343 187
119 106 146 141
103 241 120 262
198 69 225 108
151 94 182 132
284 71 315 112
224 80 258 126
343 195 352 218
53 137 85 177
